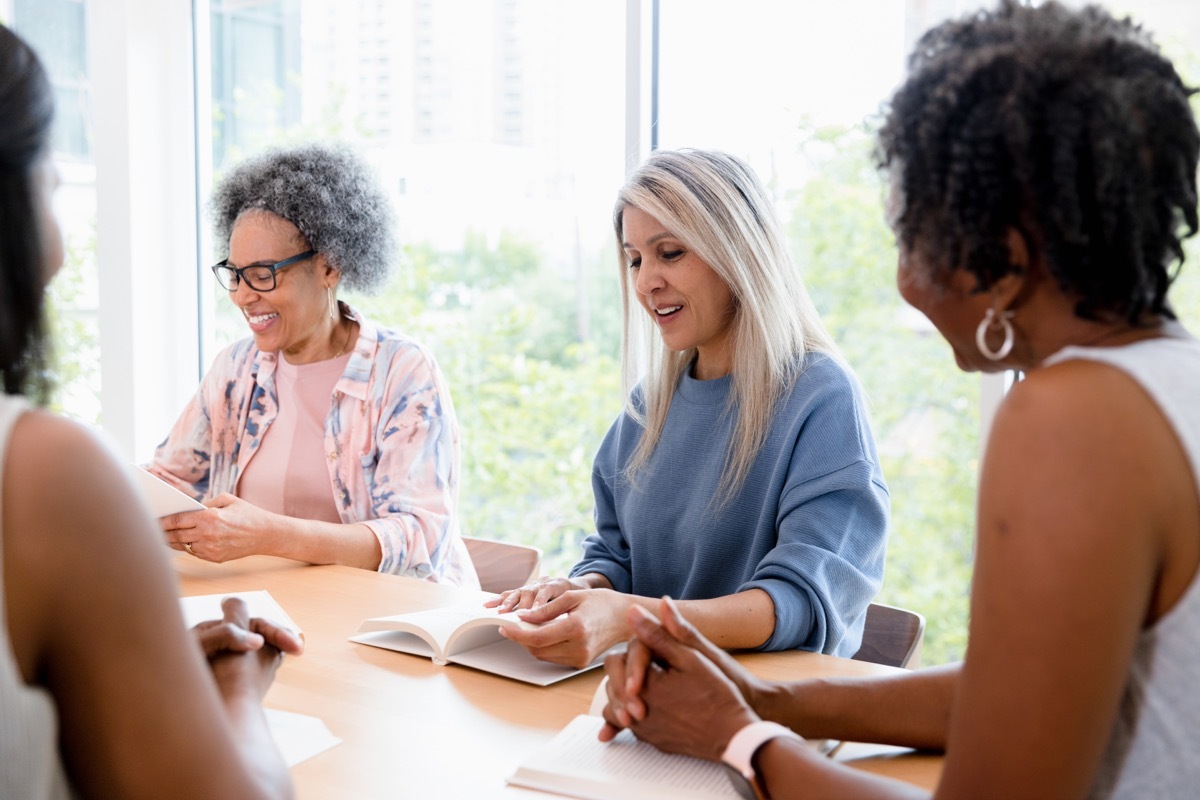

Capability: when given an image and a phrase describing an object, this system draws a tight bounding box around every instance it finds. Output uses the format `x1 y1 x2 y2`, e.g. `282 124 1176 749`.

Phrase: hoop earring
975 308 1015 361
327 286 338 320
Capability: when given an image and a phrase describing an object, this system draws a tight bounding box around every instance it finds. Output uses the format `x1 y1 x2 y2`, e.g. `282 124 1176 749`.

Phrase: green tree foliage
347 231 624 577
45 226 101 424
787 124 976 665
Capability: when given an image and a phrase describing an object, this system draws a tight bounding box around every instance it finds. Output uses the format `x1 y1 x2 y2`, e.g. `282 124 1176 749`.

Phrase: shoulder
1000 357 1159 436
363 315 444 376
986 358 1186 527
349 316 448 393
778 350 870 425
201 337 261 385
354 317 456 414
5 410 156 560
793 350 860 394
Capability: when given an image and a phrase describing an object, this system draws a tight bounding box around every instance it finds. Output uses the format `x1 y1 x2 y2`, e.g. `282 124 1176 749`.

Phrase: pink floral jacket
149 306 478 586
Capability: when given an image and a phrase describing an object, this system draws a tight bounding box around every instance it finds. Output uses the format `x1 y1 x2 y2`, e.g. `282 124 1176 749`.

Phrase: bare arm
5 411 293 799
754 665 958 750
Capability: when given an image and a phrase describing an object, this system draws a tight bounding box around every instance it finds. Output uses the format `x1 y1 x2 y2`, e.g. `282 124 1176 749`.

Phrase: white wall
90 0 201 461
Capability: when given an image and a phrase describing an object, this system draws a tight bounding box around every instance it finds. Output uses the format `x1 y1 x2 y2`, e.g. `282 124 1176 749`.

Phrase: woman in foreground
600 2 1200 797
0 24 301 799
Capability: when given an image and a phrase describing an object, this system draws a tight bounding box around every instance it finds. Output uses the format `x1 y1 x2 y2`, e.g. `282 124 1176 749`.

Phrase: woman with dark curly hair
149 143 477 586
0 24 300 798
597 3 1200 797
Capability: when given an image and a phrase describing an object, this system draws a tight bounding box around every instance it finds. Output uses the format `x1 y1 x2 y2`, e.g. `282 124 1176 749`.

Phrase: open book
507 714 743 800
131 466 204 517
350 603 608 686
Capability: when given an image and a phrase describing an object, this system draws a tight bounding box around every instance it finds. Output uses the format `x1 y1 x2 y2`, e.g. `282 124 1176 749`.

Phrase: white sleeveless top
1043 333 1200 799
0 396 73 799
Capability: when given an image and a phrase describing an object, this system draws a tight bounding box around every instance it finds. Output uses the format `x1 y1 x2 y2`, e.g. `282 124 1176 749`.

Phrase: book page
349 629 440 660
131 466 205 518
507 714 740 800
356 604 517 660
447 638 602 686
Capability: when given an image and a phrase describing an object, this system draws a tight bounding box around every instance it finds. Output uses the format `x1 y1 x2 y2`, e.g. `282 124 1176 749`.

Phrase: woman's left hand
161 493 277 563
600 604 759 762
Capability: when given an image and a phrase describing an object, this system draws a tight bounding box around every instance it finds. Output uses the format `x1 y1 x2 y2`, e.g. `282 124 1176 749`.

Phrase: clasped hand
193 597 304 697
599 597 766 763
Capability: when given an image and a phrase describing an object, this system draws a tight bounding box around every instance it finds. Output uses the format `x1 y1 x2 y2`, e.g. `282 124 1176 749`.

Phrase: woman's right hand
484 576 590 612
194 597 304 698
603 597 775 733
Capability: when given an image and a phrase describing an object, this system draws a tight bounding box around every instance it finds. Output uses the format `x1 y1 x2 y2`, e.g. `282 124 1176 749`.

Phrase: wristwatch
720 720 804 800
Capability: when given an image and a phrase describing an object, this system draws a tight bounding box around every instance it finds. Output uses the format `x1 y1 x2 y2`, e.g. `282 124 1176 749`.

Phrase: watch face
720 762 758 800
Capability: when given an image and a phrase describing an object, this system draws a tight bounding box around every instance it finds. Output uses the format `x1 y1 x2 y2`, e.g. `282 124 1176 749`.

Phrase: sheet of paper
265 708 342 767
179 590 303 636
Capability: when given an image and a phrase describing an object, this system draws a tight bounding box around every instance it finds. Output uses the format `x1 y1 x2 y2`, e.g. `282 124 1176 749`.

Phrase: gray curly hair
210 142 398 293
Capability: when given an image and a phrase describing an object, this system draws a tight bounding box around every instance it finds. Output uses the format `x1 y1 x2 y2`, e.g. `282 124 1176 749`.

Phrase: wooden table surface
174 554 942 798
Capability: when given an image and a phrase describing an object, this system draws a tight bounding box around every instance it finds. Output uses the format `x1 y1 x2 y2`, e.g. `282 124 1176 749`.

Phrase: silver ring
184 542 196 556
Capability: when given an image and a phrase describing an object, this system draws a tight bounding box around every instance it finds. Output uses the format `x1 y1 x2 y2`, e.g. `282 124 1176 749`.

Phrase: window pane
204 0 626 573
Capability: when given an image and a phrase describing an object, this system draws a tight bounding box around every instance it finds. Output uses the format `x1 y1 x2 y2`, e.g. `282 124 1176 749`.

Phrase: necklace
334 320 355 357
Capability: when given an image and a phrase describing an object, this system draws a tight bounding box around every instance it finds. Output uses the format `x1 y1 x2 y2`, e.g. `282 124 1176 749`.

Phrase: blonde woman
491 149 888 668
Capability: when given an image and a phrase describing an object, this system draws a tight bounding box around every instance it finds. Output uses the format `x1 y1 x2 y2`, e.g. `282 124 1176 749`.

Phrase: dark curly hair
210 142 398 293
0 25 54 401
879 0 1200 324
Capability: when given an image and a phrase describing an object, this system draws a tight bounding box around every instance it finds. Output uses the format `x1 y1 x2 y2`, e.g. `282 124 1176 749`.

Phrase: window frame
89 0 202 461
84 0 1007 469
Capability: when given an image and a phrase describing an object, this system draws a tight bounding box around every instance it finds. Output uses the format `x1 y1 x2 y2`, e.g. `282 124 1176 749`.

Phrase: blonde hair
615 148 838 500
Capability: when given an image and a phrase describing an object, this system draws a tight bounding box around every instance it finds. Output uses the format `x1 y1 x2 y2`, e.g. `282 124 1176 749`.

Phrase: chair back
851 602 925 669
463 536 542 594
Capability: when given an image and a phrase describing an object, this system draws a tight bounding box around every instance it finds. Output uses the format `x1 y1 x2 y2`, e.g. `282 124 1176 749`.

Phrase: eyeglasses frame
211 249 317 292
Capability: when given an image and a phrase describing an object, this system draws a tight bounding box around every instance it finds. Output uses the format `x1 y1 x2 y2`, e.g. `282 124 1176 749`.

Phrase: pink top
238 352 352 523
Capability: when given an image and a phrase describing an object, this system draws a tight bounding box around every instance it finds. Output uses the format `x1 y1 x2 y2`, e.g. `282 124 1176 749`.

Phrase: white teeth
655 306 682 316
247 312 278 325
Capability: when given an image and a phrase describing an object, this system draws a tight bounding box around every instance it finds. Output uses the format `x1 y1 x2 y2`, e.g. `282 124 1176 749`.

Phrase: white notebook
507 714 742 800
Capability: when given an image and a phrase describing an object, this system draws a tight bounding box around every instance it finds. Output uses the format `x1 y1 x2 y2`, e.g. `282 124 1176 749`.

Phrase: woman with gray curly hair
148 142 477 587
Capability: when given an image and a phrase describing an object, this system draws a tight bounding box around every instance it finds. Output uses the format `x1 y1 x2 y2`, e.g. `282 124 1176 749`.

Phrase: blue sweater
572 353 889 657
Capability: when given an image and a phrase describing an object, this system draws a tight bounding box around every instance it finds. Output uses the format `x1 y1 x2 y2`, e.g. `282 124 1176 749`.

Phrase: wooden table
175 555 943 798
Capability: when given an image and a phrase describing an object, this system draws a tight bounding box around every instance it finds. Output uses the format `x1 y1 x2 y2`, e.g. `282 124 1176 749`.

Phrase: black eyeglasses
211 250 316 292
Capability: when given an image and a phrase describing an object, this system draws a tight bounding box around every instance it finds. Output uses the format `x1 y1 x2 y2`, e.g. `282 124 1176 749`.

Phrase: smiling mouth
654 305 682 318
245 312 279 325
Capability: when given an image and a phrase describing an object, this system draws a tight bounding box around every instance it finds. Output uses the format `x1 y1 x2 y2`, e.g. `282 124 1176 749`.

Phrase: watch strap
721 720 804 791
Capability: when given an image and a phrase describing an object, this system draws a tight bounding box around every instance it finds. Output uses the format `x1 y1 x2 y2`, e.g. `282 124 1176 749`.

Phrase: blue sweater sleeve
744 364 889 656
745 460 889 654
